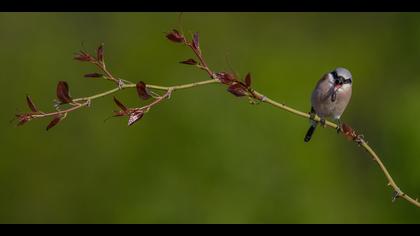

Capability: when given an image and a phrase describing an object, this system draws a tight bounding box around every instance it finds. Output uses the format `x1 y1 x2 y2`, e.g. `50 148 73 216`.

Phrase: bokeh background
1 12 420 223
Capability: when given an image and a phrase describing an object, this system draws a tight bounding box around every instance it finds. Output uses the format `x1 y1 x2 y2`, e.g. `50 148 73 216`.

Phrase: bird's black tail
304 124 317 142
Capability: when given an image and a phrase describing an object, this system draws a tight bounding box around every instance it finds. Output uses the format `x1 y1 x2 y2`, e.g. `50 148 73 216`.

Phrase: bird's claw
335 119 343 133
320 118 326 128
309 112 316 121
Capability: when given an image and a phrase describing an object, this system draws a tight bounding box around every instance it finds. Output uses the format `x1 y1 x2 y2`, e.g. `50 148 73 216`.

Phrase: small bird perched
304 67 353 142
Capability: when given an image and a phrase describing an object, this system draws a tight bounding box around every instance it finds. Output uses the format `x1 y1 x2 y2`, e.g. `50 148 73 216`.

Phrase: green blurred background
1 12 420 223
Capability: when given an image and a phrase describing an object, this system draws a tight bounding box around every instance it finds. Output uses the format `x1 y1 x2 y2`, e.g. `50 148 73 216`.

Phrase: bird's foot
320 118 326 128
336 119 343 133
309 112 316 121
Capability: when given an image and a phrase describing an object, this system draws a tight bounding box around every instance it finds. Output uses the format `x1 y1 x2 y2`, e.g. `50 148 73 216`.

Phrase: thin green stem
252 90 419 207
32 101 88 118
253 91 338 129
360 140 420 207
73 86 126 102
35 79 220 119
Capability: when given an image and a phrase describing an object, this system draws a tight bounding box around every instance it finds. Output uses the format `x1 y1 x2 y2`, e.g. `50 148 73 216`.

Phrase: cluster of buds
341 123 358 140
165 29 186 43
216 72 253 97
112 97 145 126
15 42 164 130
16 28 260 130
340 122 365 145
111 81 153 126
74 43 107 79
166 29 261 101
15 96 41 126
15 81 73 131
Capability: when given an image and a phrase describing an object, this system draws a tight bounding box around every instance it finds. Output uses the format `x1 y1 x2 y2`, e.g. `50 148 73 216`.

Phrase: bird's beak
331 80 343 102
334 78 344 92
334 83 342 92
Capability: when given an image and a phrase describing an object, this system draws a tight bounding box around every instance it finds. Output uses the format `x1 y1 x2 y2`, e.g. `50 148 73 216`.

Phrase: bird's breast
311 83 352 120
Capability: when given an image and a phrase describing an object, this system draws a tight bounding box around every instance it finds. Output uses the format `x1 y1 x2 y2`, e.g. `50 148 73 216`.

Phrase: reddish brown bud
227 83 248 97
84 73 103 78
16 114 31 126
111 97 145 126
26 95 38 112
244 73 251 88
74 51 94 62
342 123 357 140
166 29 185 43
97 43 104 62
46 114 63 131
113 96 128 112
128 110 144 126
113 110 127 117
136 81 151 100
216 72 235 85
56 81 72 104
180 59 197 65
192 32 200 50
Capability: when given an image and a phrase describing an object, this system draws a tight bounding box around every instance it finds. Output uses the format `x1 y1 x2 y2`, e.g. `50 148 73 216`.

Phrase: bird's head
331 67 352 91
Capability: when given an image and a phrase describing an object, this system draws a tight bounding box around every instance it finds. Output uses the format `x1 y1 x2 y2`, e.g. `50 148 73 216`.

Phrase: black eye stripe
343 78 352 84
331 71 352 84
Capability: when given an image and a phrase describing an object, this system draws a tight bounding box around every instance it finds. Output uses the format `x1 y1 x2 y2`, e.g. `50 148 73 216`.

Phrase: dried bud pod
113 96 128 112
16 114 32 126
227 83 248 97
166 29 185 43
97 43 104 63
128 110 144 126
56 81 72 104
113 110 127 117
180 59 197 65
215 72 235 85
26 95 38 112
74 51 94 62
84 73 103 78
136 81 151 100
244 73 252 88
46 114 64 131
192 32 200 50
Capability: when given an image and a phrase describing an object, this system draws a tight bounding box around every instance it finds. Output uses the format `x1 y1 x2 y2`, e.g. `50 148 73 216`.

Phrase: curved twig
255 91 420 208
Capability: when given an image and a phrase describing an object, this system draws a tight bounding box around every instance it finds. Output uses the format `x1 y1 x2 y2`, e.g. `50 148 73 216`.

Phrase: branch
15 28 420 208
257 92 420 208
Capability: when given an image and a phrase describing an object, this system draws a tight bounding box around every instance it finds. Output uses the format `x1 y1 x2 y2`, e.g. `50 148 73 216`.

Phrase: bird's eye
344 78 352 84
335 79 340 85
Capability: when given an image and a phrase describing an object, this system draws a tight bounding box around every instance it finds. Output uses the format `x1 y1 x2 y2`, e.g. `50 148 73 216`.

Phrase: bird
304 67 353 142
